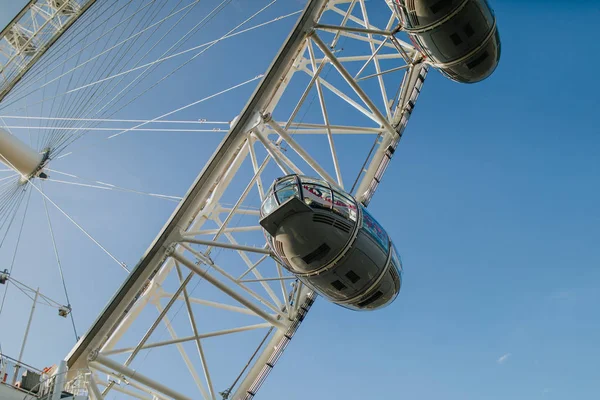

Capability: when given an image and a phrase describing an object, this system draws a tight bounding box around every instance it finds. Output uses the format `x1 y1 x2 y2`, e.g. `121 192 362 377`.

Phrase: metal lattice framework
1 0 428 399
0 0 98 102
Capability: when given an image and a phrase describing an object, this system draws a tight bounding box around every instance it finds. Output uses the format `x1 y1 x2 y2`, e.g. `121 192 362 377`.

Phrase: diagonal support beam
90 353 192 400
310 33 398 139
172 252 287 330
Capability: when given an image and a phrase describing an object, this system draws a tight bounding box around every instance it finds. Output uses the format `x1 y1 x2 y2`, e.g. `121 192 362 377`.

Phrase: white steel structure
0 0 98 102
0 0 428 398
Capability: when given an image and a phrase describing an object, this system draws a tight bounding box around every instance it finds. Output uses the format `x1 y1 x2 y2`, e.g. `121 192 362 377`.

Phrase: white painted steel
0 128 42 177
90 353 192 400
0 0 431 398
0 0 98 102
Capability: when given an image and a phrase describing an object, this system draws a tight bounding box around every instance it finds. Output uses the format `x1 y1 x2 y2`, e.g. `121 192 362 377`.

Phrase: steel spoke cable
0 0 120 93
26 180 129 273
3 126 227 133
2 0 129 111
52 1 281 156
1 6 298 129
0 0 165 108
0 116 228 124
2 0 183 112
10 0 127 95
8 0 124 92
63 5 295 97
0 187 25 237
39 181 78 341
37 0 195 153
51 0 205 147
45 0 187 151
0 187 31 341
43 170 182 202
0 147 128 274
43 1 102 152
44 0 233 155
54 74 264 159
42 0 152 151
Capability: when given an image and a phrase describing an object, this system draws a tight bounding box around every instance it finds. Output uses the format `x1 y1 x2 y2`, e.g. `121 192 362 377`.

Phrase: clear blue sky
0 1 599 399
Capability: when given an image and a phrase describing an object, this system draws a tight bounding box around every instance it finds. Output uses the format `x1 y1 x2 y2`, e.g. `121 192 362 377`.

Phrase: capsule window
275 177 297 191
390 245 403 273
261 193 278 216
361 207 390 252
302 243 331 264
275 185 299 203
450 33 462 46
467 51 489 69
345 270 361 284
464 23 475 38
331 189 357 221
331 280 346 291
302 184 332 210
357 290 384 308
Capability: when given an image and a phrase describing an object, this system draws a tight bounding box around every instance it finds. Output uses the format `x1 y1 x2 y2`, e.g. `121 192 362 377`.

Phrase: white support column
90 353 193 400
86 374 105 400
0 128 42 178
51 361 67 400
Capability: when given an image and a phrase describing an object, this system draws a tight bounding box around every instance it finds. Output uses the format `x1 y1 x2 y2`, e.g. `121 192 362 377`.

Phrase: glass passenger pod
260 175 403 311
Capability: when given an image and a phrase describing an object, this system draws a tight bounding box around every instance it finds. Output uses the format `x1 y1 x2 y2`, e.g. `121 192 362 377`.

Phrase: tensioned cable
7 0 123 94
0 148 128 274
44 0 188 151
44 173 182 202
46 0 234 155
0 116 228 124
66 4 293 97
54 74 264 158
40 181 78 341
0 0 163 108
51 1 281 157
42 0 159 152
48 0 285 155
26 179 129 273
32 0 197 154
55 7 300 155
0 187 31 352
4 126 226 133
2 5 299 135
0 0 122 95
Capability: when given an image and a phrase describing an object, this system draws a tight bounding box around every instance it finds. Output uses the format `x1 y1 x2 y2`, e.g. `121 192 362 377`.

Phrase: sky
0 1 599 400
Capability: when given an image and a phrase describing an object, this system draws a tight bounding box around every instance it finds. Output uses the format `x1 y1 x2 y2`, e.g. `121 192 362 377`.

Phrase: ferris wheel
0 0 500 399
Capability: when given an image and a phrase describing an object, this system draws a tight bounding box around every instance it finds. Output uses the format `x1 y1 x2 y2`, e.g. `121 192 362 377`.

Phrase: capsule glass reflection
259 175 402 311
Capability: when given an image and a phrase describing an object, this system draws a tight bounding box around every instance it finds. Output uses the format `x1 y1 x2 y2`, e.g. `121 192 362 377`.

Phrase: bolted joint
87 349 99 363
261 112 273 123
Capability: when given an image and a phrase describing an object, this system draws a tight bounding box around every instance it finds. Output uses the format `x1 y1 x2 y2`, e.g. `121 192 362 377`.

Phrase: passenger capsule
260 175 402 311
388 0 501 83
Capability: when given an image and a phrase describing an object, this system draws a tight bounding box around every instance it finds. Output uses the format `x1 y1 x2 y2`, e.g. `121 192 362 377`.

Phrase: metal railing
0 353 44 389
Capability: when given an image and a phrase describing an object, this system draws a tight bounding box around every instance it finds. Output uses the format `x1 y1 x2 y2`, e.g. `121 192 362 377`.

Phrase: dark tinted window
331 280 346 291
346 270 361 284
450 33 462 46
464 23 475 37
467 51 489 69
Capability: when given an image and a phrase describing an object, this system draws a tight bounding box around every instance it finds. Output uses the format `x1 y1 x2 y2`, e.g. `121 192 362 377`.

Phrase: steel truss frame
64 0 428 399
0 0 98 102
